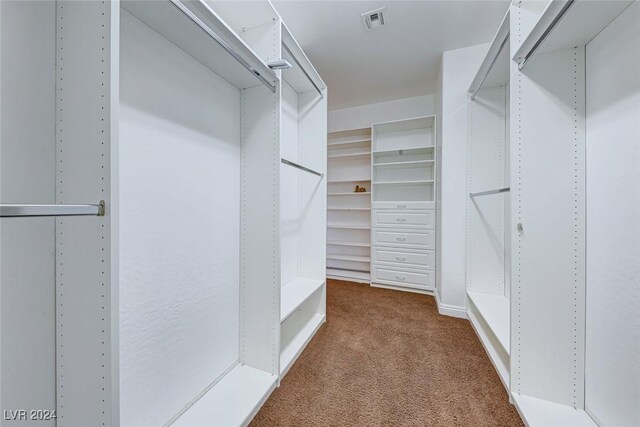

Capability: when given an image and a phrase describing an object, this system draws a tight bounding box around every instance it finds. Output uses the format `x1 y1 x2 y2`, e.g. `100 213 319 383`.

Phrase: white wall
0 3 57 424
585 2 640 425
119 11 241 425
438 43 489 312
328 95 435 132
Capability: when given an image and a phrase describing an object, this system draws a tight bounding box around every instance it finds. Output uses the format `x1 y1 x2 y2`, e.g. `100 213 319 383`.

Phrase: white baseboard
434 290 467 319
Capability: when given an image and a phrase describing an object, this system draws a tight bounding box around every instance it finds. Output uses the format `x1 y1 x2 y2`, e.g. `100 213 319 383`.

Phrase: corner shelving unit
326 127 372 283
278 22 328 378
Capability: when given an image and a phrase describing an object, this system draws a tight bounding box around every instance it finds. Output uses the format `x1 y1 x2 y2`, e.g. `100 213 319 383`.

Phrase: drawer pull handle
397 204 406 208
396 237 406 241
396 257 406 262
396 218 406 222
396 275 406 281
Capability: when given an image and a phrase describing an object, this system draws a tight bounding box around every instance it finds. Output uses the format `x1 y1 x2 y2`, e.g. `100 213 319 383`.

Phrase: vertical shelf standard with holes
326 127 372 283
370 116 437 293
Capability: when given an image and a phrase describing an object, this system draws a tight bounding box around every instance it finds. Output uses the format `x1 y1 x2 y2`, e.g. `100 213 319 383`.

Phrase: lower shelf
281 278 325 322
512 394 597 427
173 364 277 427
467 291 510 354
467 292 510 389
280 313 325 376
326 268 370 283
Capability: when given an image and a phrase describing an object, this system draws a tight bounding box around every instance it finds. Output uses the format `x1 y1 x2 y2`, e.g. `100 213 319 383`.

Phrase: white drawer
372 247 434 270
372 266 434 290
372 228 435 249
372 201 435 210
373 210 434 229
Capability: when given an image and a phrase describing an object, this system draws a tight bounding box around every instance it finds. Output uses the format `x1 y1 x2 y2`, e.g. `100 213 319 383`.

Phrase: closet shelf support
469 187 510 198
512 0 575 70
169 0 277 93
282 43 324 98
468 10 510 101
281 158 324 177
0 200 105 217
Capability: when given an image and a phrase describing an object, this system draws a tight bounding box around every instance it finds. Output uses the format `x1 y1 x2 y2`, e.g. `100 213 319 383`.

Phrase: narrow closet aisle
252 280 522 426
1 1 638 426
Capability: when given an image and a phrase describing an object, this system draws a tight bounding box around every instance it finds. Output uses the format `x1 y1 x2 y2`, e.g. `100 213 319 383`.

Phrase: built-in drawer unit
373 209 434 229
372 247 434 270
371 265 434 290
372 201 434 210
372 228 434 249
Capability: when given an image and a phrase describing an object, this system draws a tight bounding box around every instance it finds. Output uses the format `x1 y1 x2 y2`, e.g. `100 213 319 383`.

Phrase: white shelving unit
467 2 639 426
326 127 373 283
370 117 437 293
278 22 328 378
0 1 325 425
465 8 511 392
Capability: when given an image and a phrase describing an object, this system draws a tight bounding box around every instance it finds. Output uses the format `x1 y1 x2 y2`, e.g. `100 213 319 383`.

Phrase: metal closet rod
282 43 324 98
0 201 105 218
469 187 510 198
169 0 276 93
281 158 324 177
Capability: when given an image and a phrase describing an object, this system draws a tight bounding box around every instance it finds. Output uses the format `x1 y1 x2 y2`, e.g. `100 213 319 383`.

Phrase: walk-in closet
1 0 638 426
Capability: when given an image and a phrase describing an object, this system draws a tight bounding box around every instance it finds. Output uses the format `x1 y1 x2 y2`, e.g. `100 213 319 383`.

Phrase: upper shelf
121 0 278 92
514 0 633 70
372 116 435 134
280 23 327 96
468 10 510 99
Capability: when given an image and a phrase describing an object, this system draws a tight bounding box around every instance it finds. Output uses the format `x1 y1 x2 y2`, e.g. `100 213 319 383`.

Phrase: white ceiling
271 0 510 110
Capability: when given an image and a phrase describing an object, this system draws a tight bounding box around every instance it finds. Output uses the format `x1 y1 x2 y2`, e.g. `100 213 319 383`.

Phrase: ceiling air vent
361 7 386 31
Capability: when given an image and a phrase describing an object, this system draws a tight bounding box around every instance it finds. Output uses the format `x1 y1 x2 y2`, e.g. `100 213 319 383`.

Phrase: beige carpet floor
251 280 523 426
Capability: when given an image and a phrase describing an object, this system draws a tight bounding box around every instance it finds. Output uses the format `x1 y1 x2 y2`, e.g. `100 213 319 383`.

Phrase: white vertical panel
280 81 300 285
585 2 640 425
55 1 116 424
119 10 242 425
510 37 586 407
298 91 327 282
240 83 281 375
467 86 507 296
439 44 489 310
0 2 56 425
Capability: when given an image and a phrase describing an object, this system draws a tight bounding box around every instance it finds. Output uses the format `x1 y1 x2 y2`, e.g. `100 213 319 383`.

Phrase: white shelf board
328 152 371 160
373 180 434 185
468 9 510 96
328 138 371 148
121 0 277 92
327 178 371 183
280 278 325 322
328 192 371 196
512 394 597 427
327 240 370 247
327 207 371 211
280 313 325 376
467 291 510 354
327 254 370 263
173 364 276 427
327 270 371 284
373 146 434 155
373 160 434 167
514 0 633 70
327 224 371 230
467 301 510 389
